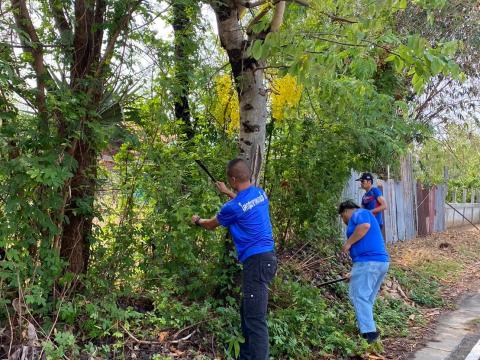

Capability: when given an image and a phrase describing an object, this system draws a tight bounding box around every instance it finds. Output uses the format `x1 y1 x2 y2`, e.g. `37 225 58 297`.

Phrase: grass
457 241 480 260
417 258 463 282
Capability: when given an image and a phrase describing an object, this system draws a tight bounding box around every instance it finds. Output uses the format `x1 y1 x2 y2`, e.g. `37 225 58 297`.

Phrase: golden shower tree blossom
271 74 303 121
213 74 240 134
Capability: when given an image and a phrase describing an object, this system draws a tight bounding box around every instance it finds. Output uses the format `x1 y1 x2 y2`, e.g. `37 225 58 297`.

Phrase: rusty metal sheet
428 186 436 234
417 181 430 237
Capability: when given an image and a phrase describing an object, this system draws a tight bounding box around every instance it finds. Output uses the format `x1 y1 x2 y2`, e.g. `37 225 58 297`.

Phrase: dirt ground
381 225 480 360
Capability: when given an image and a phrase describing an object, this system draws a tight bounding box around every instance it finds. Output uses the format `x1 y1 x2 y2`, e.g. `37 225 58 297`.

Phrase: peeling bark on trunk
211 2 268 184
237 64 267 184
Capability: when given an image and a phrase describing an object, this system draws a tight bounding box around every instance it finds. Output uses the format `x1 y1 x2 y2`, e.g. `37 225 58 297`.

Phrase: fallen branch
170 330 197 344
4 302 13 358
172 320 208 339
121 324 163 345
301 255 336 270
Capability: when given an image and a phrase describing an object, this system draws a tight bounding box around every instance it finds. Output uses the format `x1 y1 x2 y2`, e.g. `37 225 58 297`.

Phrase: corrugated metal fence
341 156 480 242
415 182 447 237
341 157 449 243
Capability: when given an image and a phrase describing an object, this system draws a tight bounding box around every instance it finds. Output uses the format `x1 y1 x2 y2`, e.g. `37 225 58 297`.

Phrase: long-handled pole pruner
317 276 349 287
195 160 217 183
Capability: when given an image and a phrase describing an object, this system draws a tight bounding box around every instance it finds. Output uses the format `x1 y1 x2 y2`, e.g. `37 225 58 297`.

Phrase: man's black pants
239 251 277 360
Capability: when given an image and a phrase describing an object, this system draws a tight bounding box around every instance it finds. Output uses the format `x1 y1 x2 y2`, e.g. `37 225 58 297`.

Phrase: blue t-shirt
216 186 274 263
362 187 383 226
346 209 389 263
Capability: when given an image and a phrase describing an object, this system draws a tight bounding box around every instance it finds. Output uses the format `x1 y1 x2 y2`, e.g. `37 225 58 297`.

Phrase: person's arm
195 199 236 230
191 215 220 230
342 223 371 253
216 181 236 199
371 195 387 214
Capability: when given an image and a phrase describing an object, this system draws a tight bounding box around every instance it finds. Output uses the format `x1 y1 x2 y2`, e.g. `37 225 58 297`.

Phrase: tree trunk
237 63 267 184
172 1 197 140
59 141 97 274
9 0 139 277
211 2 268 183
56 0 138 275
57 0 104 275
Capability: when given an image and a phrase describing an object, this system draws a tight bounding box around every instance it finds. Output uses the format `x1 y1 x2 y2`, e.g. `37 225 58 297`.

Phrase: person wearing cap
356 172 387 228
338 200 390 344
191 158 277 360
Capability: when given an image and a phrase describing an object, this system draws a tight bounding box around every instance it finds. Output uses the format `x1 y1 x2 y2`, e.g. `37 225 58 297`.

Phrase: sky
151 3 218 40
3 2 220 113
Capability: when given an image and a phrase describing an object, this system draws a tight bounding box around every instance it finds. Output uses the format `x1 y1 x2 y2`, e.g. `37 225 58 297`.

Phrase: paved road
411 291 480 360
447 333 480 360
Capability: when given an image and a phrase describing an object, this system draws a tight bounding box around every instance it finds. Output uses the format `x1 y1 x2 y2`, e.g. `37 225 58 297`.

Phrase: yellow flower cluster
212 73 302 133
213 74 240 134
271 74 303 121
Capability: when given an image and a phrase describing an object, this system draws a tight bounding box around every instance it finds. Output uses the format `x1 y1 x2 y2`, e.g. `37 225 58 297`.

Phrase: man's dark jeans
239 251 277 360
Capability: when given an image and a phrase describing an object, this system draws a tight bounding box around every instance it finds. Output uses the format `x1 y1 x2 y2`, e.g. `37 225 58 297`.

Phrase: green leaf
412 72 425 93
441 41 458 57
251 40 263 60
350 58 377 80
19 52 34 63
429 56 444 75
234 341 240 358
385 54 397 63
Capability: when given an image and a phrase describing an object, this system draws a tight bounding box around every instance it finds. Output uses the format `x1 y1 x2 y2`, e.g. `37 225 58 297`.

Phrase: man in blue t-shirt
356 172 387 228
338 200 389 344
192 158 277 360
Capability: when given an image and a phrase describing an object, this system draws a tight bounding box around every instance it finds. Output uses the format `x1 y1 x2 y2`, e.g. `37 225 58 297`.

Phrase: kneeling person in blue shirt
192 158 277 360
338 200 389 344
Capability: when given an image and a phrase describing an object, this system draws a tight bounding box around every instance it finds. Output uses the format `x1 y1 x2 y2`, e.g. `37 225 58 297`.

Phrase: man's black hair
227 158 251 182
338 200 360 214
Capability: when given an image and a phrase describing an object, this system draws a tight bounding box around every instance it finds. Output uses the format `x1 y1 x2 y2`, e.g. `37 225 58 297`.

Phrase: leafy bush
375 297 420 337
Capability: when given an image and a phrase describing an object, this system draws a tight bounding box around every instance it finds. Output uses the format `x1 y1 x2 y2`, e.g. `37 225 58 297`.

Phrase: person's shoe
361 331 379 343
